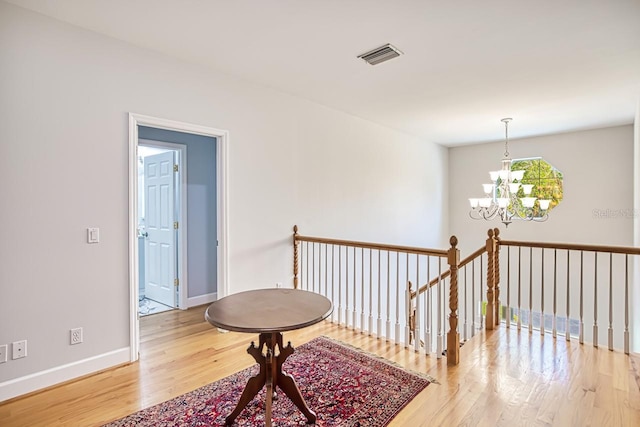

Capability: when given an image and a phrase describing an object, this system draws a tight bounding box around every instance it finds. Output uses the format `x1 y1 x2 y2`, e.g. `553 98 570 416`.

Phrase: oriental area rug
104 336 434 427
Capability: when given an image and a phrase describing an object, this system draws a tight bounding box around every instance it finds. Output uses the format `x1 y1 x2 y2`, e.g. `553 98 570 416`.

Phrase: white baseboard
187 292 217 308
0 347 130 402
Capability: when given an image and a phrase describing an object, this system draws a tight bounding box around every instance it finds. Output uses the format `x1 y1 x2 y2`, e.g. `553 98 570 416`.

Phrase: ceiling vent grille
357 44 403 65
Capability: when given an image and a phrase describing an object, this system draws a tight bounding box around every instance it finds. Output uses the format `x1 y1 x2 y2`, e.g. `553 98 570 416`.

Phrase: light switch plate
0 344 7 363
87 227 100 243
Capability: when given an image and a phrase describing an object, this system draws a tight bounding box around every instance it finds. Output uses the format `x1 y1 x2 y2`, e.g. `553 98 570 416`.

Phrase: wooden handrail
460 246 488 268
294 233 449 257
499 240 640 255
412 245 487 298
411 239 640 299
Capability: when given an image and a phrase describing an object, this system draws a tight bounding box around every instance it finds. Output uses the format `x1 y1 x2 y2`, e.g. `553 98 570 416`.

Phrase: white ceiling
8 0 640 146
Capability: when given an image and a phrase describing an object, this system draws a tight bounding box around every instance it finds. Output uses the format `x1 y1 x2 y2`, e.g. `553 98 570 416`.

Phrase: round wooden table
205 288 333 426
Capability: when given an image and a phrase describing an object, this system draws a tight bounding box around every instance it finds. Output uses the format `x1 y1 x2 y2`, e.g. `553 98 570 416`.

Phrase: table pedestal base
225 332 316 426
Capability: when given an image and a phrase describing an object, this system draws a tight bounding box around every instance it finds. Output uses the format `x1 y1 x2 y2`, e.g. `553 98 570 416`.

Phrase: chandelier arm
482 206 500 220
513 208 529 220
534 213 549 222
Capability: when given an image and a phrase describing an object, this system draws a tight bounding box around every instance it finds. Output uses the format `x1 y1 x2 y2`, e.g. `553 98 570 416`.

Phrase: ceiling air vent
357 43 403 65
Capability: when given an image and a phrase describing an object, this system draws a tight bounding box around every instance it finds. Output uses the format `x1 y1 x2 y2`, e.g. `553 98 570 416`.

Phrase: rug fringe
318 335 440 384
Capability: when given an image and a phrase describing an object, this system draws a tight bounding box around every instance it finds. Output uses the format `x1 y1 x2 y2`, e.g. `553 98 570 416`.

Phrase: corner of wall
633 98 640 353
635 98 640 247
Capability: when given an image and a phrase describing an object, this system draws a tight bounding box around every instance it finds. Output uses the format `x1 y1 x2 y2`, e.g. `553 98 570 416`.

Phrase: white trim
0 348 129 402
217 129 230 299
128 115 140 362
187 292 218 308
138 139 189 310
128 113 230 362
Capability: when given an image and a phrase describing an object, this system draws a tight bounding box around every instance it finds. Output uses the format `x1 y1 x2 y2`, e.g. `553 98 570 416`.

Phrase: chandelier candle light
469 118 551 227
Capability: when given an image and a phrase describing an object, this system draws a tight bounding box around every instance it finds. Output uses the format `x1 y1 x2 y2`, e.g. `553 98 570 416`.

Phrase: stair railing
496 236 640 354
293 225 462 365
409 232 492 359
294 223 639 363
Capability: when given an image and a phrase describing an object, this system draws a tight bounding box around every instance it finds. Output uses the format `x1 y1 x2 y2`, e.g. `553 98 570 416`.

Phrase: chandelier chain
502 118 511 158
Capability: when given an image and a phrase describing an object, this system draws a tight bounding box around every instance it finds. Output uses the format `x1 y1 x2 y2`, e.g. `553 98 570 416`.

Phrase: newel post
447 236 461 365
485 229 496 330
493 228 501 326
293 225 299 289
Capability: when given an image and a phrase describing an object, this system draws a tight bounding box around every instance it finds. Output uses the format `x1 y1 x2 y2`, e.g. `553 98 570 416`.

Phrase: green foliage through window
511 158 563 216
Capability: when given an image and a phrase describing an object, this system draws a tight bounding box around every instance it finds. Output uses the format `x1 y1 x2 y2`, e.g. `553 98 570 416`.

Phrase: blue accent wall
139 126 217 298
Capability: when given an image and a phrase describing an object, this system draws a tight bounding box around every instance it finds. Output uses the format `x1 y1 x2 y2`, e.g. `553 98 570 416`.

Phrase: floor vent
357 43 403 65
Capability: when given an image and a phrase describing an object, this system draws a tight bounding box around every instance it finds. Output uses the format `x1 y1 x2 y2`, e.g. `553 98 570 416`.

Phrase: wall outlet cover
71 327 83 345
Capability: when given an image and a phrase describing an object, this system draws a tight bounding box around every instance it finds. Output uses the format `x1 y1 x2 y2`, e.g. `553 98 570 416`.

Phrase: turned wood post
293 225 299 289
485 229 496 330
447 236 461 366
493 228 501 326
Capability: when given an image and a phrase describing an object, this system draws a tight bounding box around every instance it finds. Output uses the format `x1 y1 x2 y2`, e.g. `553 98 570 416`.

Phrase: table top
205 288 333 333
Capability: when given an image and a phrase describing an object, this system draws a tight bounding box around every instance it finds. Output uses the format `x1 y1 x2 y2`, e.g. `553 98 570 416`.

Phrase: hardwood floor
1 305 638 426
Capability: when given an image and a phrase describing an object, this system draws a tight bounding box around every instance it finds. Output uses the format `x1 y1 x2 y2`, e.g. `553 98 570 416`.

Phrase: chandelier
469 118 551 227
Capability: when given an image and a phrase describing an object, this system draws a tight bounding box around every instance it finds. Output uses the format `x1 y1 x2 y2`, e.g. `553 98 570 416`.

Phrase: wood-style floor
1 305 639 426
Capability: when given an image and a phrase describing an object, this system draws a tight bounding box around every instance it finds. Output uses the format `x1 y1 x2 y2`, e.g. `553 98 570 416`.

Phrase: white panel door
144 151 176 308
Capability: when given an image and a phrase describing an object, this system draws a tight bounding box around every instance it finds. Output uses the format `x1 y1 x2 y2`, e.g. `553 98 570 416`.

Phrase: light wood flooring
1 305 639 426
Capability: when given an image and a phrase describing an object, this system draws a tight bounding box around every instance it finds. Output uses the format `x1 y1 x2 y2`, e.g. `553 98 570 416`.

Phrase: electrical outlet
12 340 27 359
0 344 7 363
70 328 83 345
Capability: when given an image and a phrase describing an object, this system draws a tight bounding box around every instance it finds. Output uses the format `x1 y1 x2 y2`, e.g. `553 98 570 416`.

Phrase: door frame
138 141 186 310
128 113 230 362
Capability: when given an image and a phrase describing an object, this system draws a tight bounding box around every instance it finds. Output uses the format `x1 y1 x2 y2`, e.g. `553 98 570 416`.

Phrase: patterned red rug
104 336 433 426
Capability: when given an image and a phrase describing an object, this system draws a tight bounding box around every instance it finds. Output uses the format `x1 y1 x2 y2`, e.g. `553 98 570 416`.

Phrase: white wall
0 2 447 398
449 125 634 253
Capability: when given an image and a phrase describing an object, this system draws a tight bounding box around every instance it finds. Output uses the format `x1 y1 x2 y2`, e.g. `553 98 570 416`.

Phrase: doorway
128 113 229 362
137 143 183 316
